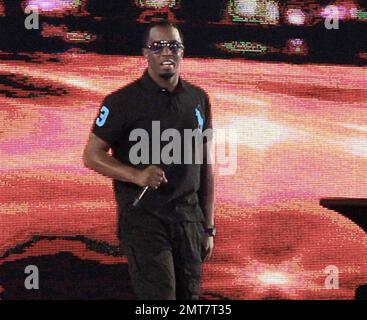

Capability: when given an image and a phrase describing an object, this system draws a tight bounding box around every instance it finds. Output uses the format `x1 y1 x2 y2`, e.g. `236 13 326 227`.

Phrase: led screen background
0 0 367 300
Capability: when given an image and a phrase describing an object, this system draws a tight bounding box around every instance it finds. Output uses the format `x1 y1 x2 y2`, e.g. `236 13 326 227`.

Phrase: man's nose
161 46 174 55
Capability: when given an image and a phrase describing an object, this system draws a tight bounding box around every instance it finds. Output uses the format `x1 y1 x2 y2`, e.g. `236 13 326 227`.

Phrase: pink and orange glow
0 53 366 299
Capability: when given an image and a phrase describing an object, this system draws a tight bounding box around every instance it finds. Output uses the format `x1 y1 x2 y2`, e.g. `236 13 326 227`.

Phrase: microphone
132 186 150 207
132 164 171 207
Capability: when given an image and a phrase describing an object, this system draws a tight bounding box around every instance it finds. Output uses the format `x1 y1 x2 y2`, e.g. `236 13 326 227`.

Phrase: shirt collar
140 69 186 94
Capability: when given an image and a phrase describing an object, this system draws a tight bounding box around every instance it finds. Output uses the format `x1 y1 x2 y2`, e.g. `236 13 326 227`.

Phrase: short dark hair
142 21 184 48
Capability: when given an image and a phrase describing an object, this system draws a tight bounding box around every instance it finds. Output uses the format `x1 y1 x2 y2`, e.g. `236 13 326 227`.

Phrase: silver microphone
132 165 170 207
132 186 150 207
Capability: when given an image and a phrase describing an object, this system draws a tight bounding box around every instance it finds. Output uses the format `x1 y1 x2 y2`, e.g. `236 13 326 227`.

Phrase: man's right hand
134 165 168 189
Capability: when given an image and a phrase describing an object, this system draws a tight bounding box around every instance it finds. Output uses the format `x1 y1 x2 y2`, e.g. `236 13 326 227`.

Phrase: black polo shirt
92 70 212 223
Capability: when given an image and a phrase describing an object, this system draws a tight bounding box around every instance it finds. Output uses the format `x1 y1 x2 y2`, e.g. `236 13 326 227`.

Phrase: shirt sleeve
91 95 125 147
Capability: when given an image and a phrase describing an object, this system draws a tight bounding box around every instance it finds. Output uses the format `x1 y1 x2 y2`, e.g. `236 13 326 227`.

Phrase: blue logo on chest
195 106 204 132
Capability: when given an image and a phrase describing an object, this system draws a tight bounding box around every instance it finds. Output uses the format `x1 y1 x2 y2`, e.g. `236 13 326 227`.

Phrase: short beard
159 72 174 80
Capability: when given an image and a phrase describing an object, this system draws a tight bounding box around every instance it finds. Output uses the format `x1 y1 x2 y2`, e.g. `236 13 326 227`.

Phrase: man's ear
142 48 148 58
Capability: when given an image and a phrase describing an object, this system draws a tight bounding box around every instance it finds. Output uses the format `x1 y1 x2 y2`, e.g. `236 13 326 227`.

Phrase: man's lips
160 60 175 66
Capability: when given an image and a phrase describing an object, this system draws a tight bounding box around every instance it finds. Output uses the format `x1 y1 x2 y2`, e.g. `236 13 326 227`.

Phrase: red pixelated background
0 0 367 300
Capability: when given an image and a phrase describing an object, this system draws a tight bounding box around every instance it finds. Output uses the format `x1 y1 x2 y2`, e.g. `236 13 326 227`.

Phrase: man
83 21 215 300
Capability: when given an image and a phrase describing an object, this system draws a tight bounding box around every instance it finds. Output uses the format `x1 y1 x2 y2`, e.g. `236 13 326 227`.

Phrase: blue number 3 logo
96 106 110 127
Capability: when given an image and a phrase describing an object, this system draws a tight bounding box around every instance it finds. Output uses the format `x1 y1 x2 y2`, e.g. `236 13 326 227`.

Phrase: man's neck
148 68 179 93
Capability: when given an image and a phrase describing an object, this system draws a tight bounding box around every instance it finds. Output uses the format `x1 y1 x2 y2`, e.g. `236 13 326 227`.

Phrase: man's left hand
201 235 214 262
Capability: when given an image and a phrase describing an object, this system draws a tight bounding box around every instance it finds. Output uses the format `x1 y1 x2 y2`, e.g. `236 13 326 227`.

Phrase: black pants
119 205 205 300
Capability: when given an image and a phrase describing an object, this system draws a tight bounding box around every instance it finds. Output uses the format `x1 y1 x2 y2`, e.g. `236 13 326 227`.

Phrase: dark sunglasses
146 40 184 54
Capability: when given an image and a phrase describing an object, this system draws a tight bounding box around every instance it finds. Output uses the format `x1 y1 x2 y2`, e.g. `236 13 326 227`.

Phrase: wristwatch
205 227 216 237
